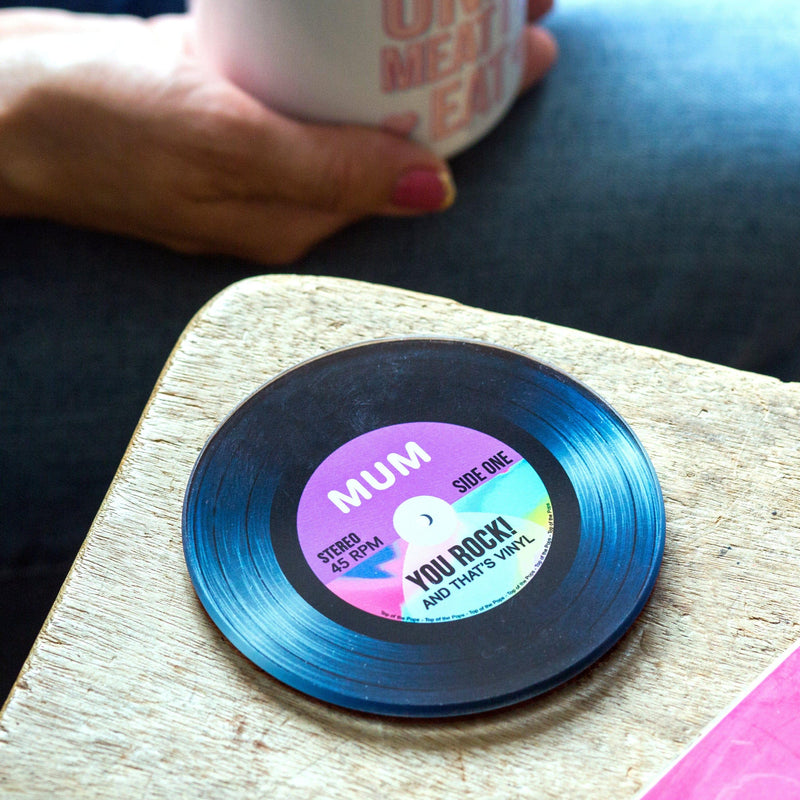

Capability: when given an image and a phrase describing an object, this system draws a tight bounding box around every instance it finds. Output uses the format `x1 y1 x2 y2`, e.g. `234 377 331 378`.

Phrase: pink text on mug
380 0 526 148
192 0 528 157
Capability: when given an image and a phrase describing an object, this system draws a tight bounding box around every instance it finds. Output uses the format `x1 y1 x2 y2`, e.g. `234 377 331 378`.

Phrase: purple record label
296 422 553 623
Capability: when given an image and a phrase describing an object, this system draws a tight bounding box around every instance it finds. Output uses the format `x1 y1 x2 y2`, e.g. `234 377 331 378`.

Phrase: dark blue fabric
0 0 184 15
295 0 800 378
2 0 799 696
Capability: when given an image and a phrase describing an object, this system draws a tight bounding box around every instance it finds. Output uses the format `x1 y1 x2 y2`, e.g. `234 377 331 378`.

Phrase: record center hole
393 495 457 547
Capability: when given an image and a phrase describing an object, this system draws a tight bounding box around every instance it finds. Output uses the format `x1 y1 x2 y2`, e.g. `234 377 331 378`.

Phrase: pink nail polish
391 168 456 212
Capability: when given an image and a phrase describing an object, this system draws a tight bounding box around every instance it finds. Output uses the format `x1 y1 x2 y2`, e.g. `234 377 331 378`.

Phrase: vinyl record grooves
183 338 665 717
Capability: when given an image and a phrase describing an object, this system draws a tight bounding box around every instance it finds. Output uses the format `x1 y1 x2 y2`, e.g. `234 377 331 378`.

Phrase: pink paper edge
636 638 800 799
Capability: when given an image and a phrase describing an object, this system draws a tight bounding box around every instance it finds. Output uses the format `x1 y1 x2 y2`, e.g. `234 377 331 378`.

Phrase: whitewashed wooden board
2 275 799 798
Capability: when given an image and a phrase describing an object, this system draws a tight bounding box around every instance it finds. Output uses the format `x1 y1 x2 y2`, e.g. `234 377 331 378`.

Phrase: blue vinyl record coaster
183 338 665 717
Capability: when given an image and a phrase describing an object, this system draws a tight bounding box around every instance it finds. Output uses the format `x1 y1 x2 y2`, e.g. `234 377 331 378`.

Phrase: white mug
191 0 527 157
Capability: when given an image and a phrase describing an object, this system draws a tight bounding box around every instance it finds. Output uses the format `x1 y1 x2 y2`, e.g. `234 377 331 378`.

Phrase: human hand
522 0 559 92
0 6 556 264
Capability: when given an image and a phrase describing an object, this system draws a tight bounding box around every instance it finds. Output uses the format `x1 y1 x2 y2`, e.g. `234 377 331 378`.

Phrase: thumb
275 118 457 217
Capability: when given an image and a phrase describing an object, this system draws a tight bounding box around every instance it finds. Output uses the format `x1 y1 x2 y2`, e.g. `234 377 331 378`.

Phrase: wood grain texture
2 274 799 798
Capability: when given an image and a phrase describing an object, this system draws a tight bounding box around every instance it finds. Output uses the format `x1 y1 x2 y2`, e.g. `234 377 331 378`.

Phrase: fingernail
391 167 456 212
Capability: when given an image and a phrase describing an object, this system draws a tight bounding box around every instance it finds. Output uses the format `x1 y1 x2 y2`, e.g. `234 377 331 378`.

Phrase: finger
199 94 456 219
518 25 559 94
157 198 350 264
271 117 457 217
528 0 555 23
